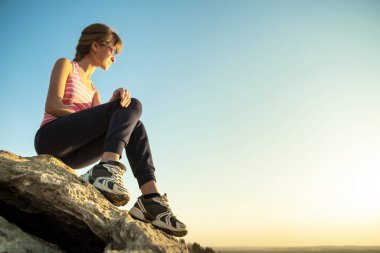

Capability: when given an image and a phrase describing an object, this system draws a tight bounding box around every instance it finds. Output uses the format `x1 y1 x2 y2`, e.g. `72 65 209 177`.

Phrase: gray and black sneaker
79 160 130 206
129 194 187 237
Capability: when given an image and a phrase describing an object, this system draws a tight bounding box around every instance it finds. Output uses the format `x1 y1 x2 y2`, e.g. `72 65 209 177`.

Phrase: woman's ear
91 42 100 53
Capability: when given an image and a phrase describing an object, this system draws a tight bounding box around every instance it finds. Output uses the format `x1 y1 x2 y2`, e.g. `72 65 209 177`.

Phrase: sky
1 0 380 248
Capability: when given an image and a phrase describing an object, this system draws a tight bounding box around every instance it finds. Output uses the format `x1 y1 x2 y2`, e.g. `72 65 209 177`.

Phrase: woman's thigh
35 100 120 158
61 134 105 169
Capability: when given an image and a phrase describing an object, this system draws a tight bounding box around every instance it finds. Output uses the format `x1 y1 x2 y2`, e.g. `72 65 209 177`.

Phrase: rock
0 150 188 253
0 215 64 253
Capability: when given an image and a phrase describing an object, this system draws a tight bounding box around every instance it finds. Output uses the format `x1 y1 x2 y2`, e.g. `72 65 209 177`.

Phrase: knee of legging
129 98 142 115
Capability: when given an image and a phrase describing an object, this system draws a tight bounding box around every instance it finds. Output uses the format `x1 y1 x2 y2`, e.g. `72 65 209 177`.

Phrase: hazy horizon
213 245 380 248
212 245 380 253
1 0 379 247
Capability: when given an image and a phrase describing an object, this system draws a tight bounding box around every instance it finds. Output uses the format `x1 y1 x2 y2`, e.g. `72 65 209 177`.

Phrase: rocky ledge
0 150 188 253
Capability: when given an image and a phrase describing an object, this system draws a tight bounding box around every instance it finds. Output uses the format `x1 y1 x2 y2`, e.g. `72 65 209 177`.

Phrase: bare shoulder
53 58 73 76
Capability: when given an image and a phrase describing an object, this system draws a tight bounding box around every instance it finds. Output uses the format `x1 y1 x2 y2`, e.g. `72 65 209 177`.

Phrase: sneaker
79 160 130 206
129 194 187 237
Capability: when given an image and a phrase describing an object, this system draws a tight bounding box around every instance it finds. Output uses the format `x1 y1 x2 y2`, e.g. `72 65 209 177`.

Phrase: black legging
34 98 156 187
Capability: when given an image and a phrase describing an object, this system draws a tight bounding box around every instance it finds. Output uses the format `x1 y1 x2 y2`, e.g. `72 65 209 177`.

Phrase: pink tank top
40 61 97 127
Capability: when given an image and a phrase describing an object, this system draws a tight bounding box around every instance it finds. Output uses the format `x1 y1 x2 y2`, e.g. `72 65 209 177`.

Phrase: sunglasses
101 44 117 57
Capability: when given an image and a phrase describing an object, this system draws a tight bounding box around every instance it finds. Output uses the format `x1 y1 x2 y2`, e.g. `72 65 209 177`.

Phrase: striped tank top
40 61 97 127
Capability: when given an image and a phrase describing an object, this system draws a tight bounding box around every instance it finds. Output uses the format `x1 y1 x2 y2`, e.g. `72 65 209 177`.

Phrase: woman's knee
128 98 142 115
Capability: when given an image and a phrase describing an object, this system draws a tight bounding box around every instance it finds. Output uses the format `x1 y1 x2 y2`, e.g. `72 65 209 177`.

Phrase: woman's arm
92 90 102 106
45 58 76 117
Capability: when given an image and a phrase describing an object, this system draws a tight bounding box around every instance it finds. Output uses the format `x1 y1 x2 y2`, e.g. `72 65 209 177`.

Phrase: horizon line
211 245 380 249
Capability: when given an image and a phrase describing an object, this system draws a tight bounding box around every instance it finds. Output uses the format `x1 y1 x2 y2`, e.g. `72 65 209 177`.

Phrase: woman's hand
109 88 131 107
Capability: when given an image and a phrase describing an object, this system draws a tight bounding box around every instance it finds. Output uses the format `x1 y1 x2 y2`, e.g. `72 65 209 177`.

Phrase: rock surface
0 150 188 253
0 215 64 253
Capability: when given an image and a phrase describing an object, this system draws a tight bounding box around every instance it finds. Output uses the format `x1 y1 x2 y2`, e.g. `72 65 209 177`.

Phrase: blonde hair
73 23 122 62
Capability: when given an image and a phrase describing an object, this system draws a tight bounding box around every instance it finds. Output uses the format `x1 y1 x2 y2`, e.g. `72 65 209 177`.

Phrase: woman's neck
76 57 97 80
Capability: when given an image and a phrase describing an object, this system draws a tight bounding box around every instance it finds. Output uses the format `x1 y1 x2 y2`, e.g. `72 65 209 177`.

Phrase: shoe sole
129 207 188 237
98 188 130 206
80 174 130 206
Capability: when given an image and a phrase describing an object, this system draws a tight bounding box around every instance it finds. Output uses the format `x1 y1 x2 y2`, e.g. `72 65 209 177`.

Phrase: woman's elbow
45 101 59 115
45 104 54 115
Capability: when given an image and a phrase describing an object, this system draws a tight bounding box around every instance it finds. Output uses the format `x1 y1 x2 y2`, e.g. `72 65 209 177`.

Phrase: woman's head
74 23 122 69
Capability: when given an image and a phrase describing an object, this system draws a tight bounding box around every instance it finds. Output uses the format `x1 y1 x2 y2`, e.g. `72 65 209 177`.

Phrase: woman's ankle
100 151 120 162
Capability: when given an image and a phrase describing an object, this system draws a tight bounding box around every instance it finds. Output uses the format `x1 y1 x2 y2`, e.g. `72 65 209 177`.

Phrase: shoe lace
109 167 123 186
157 194 174 214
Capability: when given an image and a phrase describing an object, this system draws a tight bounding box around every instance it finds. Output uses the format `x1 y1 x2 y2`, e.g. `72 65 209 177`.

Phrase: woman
34 23 187 237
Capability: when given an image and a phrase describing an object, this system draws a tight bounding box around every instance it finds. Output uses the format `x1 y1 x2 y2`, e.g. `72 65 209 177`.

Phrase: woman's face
93 41 116 70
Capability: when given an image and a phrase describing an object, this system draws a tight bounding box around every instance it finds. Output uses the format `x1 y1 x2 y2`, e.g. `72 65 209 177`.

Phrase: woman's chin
102 63 112 71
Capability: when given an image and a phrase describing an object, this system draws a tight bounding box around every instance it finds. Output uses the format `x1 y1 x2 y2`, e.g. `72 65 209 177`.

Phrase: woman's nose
111 56 115 63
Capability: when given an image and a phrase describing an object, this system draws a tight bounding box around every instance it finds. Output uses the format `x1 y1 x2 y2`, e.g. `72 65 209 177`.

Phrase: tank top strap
72 61 79 76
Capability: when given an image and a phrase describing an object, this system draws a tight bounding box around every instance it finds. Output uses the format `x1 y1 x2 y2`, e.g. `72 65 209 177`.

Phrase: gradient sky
1 0 379 247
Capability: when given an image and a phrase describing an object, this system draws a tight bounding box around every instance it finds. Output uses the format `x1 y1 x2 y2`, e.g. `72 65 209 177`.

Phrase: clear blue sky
1 0 380 247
